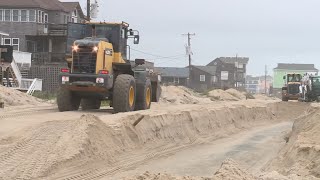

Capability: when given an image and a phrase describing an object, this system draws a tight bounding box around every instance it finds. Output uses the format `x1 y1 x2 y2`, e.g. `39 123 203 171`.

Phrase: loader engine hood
74 37 108 47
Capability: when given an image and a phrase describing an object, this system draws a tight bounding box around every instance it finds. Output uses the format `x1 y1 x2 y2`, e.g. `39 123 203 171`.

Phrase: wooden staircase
1 66 19 87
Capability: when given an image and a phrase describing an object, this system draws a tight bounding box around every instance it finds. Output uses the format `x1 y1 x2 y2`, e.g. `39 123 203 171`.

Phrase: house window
3 38 11 45
3 38 19 51
21 10 27 22
74 10 77 16
0 10 3 21
64 15 67 24
4 9 11 21
29 10 36 22
238 63 244 68
38 10 42 23
41 11 44 23
200 75 206 82
12 38 19 51
12 10 19 22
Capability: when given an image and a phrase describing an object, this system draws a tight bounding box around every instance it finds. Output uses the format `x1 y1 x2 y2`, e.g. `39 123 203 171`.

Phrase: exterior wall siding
190 68 215 92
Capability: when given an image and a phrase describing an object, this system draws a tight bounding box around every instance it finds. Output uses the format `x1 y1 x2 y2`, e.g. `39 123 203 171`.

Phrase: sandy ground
0 85 318 180
112 121 293 179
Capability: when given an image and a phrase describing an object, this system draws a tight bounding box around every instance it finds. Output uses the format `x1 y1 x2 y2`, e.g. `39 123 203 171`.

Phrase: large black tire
135 79 152 110
113 74 136 113
81 98 101 110
152 83 161 102
282 97 288 102
57 87 81 112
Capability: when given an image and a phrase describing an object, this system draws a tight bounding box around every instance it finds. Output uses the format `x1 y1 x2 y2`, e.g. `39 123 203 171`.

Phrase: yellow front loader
57 22 161 113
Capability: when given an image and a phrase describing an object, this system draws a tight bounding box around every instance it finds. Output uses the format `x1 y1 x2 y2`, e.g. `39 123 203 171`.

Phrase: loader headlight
96 78 104 84
62 76 69 84
72 45 79 52
93 46 98 52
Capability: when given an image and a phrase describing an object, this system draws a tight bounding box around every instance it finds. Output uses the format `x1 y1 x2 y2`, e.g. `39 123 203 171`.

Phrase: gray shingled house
190 65 217 92
207 57 249 89
154 67 189 86
0 0 86 92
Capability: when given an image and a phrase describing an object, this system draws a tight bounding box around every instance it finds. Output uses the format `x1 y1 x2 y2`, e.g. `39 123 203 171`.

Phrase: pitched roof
274 63 318 71
154 67 189 78
61 2 85 18
192 66 217 75
207 57 249 66
0 0 69 12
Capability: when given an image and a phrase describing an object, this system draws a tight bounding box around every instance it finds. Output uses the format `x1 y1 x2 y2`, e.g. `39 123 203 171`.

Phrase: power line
130 48 185 60
155 57 187 65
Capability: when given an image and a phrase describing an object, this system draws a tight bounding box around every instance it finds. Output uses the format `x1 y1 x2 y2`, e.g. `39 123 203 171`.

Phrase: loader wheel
152 83 161 102
57 87 81 112
113 74 136 113
282 97 288 102
135 79 152 110
81 99 101 110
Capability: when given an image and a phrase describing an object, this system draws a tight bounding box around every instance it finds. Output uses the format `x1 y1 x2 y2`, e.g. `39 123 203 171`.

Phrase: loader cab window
312 78 320 86
94 26 114 38
288 74 301 82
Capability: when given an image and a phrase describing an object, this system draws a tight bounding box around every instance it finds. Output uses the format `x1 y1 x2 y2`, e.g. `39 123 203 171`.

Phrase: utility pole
182 33 195 86
235 54 238 89
265 65 268 95
87 0 91 21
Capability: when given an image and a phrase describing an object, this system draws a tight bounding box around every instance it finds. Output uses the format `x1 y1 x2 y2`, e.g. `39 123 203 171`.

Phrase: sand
0 85 46 107
207 89 247 101
263 107 320 179
254 94 279 101
225 89 247 100
160 86 212 104
0 85 317 180
123 159 255 180
0 100 308 179
213 158 255 180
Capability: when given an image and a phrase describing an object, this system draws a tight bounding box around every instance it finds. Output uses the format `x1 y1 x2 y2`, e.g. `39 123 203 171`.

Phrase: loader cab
66 22 140 60
286 74 301 83
311 77 320 89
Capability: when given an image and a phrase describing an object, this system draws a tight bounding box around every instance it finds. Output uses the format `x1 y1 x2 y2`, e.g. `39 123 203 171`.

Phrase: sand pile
0 85 45 106
208 89 241 101
254 94 279 101
263 109 320 179
122 171 207 180
0 101 308 179
0 114 129 179
225 89 246 100
123 159 255 180
160 86 211 104
213 158 255 180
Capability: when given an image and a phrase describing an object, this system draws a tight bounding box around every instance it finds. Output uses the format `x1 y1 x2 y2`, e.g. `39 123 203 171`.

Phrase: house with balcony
0 0 86 92
0 0 86 63
207 57 249 89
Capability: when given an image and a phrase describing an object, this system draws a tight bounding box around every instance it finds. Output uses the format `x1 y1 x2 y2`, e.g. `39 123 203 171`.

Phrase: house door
44 14 48 34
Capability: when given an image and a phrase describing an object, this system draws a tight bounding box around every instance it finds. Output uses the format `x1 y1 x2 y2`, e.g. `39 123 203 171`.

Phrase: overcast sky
63 0 320 75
